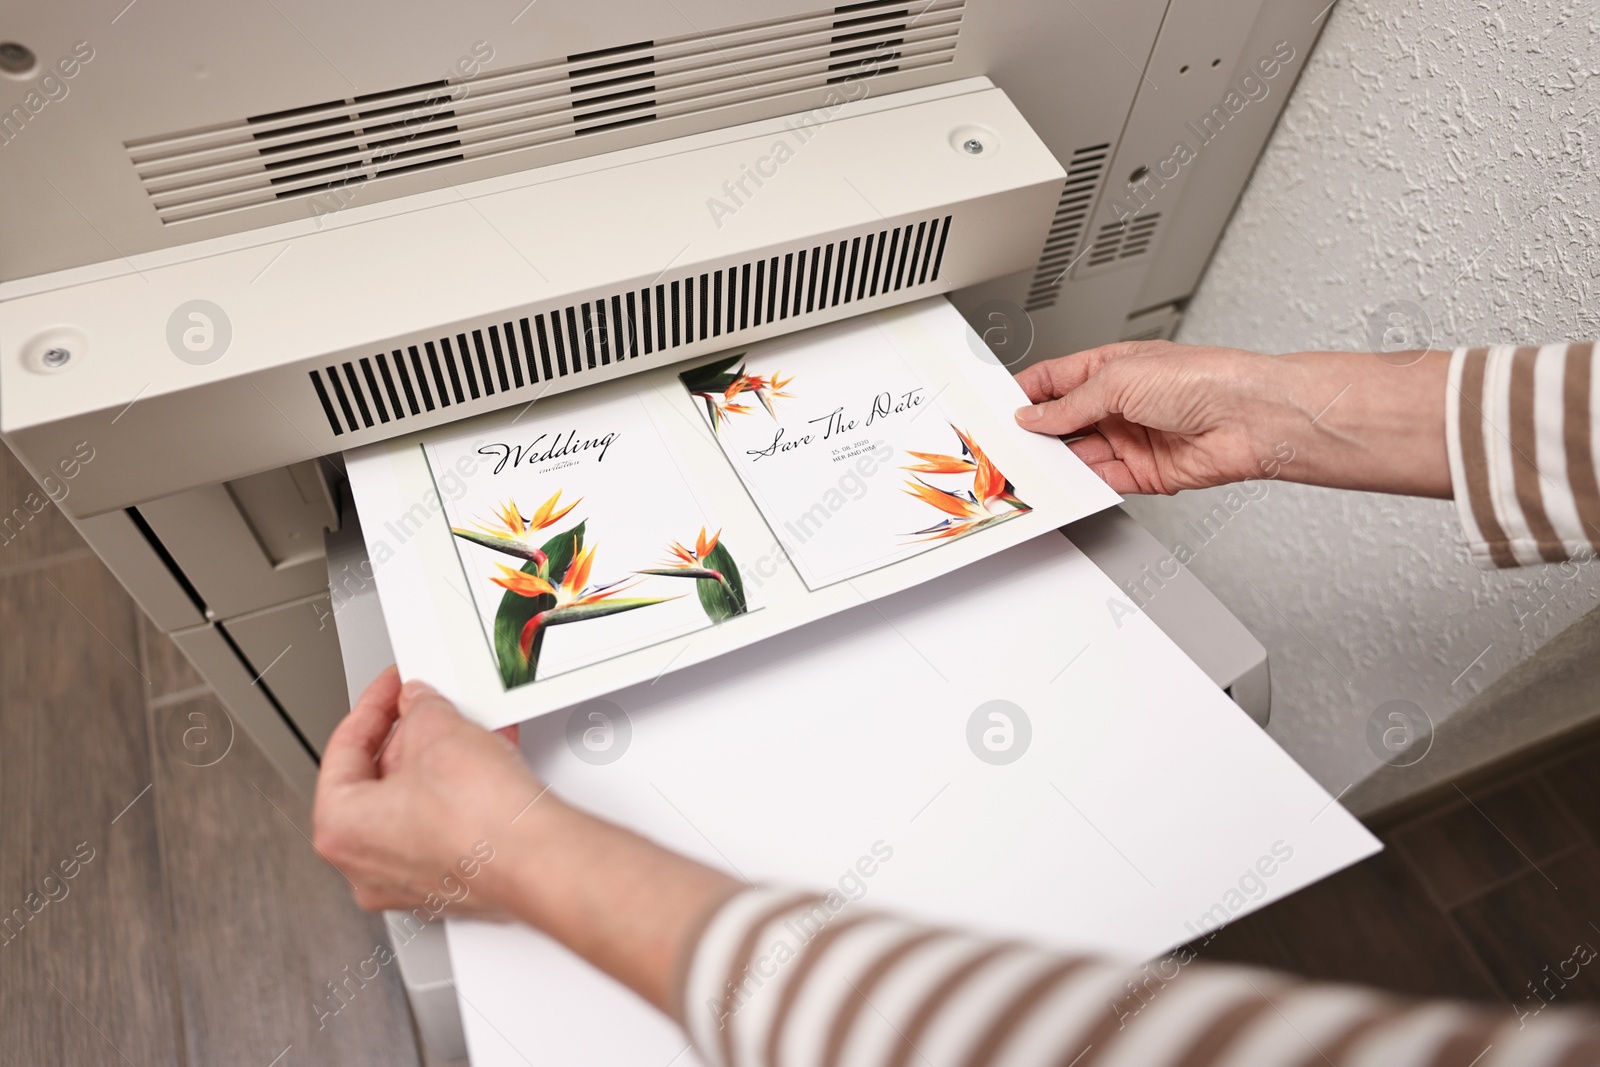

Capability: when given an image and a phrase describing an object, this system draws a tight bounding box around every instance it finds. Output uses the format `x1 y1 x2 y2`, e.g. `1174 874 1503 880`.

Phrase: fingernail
1015 405 1042 423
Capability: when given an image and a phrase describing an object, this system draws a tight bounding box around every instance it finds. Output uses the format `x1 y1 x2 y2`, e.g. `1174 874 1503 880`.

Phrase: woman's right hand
312 667 541 919
1013 339 1453 499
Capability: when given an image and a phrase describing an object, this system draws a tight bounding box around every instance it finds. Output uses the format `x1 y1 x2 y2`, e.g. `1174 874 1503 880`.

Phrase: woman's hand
1013 339 1453 498
313 668 740 1013
1013 340 1289 494
312 666 540 918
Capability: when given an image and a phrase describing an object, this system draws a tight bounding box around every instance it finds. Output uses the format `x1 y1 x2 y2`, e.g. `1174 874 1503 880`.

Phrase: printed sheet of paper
681 320 1034 589
345 297 1120 727
425 392 758 690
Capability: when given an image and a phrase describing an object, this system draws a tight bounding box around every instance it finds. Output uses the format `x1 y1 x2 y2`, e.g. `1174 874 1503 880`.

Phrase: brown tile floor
1192 720 1600 1021
4 439 1599 1061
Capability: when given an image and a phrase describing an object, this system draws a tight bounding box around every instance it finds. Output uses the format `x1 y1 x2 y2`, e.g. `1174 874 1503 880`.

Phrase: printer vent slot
123 77 474 224
828 1 909 82
1084 212 1162 269
1023 142 1109 312
124 0 963 225
568 42 659 135
248 82 466 201
308 213 953 436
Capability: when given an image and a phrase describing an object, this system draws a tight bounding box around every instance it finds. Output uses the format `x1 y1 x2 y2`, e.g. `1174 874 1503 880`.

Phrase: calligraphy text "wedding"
478 430 619 474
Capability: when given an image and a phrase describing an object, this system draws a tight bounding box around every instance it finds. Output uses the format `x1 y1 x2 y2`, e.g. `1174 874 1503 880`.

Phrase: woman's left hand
312 667 739 1013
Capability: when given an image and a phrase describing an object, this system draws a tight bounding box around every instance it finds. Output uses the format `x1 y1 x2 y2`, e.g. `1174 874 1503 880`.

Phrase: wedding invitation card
347 298 1120 727
425 392 758 689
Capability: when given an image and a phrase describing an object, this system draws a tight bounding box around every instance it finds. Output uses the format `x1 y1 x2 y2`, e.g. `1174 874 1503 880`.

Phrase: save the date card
680 319 1032 589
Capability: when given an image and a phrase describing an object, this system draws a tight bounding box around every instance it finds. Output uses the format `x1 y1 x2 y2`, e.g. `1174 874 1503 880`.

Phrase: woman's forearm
1265 349 1452 498
501 796 741 1013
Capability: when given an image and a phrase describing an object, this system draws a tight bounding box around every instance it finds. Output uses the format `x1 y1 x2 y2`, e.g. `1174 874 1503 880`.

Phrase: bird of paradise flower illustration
899 426 1032 543
448 490 679 687
679 353 795 432
490 541 677 666
449 491 581 562
636 526 749 622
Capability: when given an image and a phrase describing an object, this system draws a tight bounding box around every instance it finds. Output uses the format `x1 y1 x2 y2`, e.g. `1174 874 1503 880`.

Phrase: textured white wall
1122 0 1600 793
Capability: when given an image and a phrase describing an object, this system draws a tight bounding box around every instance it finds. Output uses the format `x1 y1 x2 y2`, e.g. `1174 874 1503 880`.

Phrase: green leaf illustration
492 582 549 689
678 352 746 396
696 541 747 622
491 521 585 688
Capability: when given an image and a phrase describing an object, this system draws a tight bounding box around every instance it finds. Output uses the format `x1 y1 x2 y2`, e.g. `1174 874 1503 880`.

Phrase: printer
0 0 1308 804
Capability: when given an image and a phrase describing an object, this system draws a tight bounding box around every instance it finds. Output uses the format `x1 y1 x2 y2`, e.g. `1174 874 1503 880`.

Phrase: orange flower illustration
637 526 748 621
682 354 796 432
703 372 794 426
660 526 722 570
451 490 581 562
492 542 677 659
901 426 1031 543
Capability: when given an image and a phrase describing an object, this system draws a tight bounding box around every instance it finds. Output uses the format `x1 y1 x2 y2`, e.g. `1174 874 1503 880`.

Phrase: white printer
0 0 1312 798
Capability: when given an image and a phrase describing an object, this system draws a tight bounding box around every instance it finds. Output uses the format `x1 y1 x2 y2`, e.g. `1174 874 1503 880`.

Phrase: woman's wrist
485 791 578 926
1257 349 1453 498
490 790 741 1013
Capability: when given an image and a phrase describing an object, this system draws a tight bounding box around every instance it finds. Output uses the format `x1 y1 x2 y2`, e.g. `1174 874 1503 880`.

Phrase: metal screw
41 347 71 368
0 42 36 76
962 138 984 155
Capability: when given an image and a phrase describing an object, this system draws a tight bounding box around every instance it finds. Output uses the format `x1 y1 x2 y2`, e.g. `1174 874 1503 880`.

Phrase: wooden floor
0 446 436 1065
2 440 1597 1064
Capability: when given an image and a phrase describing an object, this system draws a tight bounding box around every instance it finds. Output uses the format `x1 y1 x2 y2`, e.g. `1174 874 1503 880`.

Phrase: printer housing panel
0 0 1313 788
4 83 1062 516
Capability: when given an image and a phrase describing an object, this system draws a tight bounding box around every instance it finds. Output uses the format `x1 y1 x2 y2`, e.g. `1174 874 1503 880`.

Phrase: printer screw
41 347 71 368
0 42 37 76
962 138 984 155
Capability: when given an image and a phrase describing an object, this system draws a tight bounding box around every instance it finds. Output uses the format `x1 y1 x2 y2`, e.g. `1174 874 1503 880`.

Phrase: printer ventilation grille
1022 143 1109 312
1083 212 1163 270
307 213 954 437
124 0 963 225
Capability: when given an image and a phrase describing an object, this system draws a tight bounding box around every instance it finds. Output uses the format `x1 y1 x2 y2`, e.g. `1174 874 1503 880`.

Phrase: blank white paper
447 532 1380 1067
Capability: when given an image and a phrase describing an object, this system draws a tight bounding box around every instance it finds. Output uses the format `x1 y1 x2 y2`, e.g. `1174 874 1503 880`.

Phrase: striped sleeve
1446 342 1600 568
674 887 1600 1067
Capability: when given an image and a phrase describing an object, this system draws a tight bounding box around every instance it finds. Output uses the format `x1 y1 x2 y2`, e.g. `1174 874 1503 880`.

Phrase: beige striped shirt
674 889 1600 1067
1448 342 1600 568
